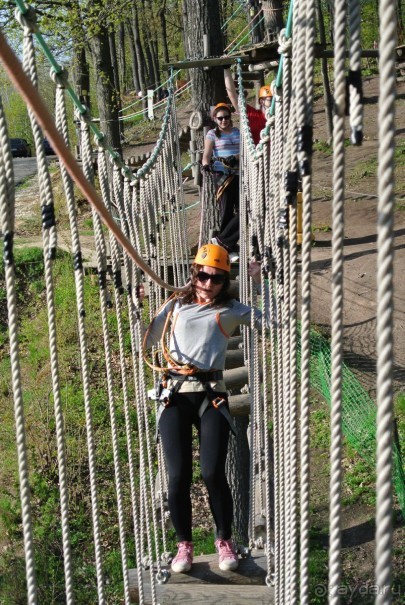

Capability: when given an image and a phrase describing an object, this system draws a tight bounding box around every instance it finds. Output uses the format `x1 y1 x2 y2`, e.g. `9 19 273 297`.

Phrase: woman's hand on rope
201 163 212 173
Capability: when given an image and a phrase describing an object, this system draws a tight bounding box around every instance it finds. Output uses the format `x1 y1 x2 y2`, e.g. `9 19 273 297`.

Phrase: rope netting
0 0 403 604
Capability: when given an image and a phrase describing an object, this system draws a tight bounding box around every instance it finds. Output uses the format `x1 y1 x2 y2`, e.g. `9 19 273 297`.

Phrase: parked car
43 138 55 155
10 138 32 158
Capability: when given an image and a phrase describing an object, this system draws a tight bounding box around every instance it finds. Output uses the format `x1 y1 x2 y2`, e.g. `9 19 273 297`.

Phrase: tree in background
262 0 283 41
182 0 226 118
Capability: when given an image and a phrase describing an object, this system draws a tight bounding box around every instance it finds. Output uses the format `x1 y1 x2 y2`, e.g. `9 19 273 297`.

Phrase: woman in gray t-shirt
142 243 262 576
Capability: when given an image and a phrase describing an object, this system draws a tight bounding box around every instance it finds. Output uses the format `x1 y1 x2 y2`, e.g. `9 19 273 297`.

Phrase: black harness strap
160 372 235 436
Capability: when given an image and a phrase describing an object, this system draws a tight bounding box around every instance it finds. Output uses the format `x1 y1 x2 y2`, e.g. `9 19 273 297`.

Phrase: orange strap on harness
212 396 226 409
142 294 200 377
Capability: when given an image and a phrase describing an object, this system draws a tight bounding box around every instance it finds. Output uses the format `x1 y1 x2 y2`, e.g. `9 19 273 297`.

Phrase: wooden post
147 89 154 120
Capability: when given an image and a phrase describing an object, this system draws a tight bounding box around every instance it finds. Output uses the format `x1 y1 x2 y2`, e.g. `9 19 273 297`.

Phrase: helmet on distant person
259 85 272 99
194 243 230 272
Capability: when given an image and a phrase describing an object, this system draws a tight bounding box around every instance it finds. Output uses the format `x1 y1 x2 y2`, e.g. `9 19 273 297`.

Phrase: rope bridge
0 1 403 605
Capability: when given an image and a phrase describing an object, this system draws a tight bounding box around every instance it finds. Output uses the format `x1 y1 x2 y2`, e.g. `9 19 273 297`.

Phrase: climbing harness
154 370 236 435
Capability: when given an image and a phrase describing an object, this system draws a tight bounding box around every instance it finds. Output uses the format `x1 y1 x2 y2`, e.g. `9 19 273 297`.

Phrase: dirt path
310 76 405 397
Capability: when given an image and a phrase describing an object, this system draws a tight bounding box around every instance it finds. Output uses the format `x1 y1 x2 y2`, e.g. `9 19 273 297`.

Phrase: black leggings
216 175 240 252
158 391 233 542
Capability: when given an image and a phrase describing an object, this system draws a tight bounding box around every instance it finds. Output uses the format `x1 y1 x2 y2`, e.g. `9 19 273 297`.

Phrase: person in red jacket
224 67 272 145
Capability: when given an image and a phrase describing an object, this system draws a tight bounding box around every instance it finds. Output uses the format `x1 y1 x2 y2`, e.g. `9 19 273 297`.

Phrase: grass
395 392 405 458
313 140 332 154
312 223 332 233
348 155 378 183
15 174 37 190
0 248 139 603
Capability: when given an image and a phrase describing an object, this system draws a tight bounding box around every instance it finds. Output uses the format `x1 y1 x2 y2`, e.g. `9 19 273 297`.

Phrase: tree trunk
316 0 333 144
151 38 161 91
89 24 122 155
182 0 226 119
143 34 155 89
131 4 147 97
262 0 284 42
158 1 170 66
397 0 404 42
245 0 264 44
117 22 127 92
109 29 124 142
126 20 141 93
72 45 90 111
326 0 334 45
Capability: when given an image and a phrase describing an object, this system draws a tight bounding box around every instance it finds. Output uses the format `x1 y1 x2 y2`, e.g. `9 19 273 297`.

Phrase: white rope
23 30 75 604
83 125 132 603
169 105 189 282
54 111 108 603
273 92 287 604
0 91 38 605
328 0 347 600
294 0 313 601
375 0 397 599
280 33 299 604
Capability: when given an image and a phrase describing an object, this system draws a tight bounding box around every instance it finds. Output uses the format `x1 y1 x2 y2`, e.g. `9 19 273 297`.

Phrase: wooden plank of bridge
129 549 274 604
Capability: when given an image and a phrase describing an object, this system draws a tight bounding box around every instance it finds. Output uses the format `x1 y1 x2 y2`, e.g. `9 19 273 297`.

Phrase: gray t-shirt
145 297 263 371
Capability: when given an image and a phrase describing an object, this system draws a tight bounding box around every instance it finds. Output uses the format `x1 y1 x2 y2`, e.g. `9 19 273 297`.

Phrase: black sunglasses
216 115 230 121
196 271 226 285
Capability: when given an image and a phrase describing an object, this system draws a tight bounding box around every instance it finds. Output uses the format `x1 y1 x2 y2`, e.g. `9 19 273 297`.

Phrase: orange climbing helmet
259 85 273 99
194 243 230 272
211 102 231 118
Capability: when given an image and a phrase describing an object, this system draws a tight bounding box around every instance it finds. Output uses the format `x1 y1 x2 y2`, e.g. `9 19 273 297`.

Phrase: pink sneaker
171 541 194 573
215 538 239 571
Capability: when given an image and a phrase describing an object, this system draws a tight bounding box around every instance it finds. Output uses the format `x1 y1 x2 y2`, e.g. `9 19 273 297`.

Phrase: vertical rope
375 0 397 600
84 131 132 604
279 27 299 604
294 0 315 600
23 29 74 603
0 92 38 605
328 0 347 600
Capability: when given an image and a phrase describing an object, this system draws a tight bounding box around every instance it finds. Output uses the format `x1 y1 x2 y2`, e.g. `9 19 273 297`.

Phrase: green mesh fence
297 326 405 517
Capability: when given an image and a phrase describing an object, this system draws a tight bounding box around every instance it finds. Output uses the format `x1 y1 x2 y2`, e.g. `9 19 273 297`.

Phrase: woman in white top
202 103 240 260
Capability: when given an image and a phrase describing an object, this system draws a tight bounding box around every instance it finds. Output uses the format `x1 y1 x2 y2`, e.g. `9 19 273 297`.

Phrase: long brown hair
179 264 233 306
